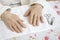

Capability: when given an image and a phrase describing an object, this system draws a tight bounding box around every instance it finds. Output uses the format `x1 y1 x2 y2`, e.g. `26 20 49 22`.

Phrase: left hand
1 10 26 33
24 4 44 26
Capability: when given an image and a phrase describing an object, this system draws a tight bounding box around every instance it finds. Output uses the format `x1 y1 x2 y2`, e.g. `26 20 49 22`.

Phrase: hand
1 10 26 33
24 4 44 26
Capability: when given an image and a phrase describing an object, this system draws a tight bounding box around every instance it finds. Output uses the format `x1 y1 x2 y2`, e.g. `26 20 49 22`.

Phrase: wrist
31 3 43 8
1 9 10 20
3 9 10 14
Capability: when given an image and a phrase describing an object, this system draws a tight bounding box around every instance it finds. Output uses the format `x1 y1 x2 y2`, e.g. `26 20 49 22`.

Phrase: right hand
1 10 26 33
24 4 44 26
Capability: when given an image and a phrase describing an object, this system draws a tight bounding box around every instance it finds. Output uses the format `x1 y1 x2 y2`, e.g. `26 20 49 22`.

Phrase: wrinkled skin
24 4 44 26
1 4 44 33
1 10 26 33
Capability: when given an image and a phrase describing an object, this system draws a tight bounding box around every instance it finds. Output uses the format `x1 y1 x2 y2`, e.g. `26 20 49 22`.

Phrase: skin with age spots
1 4 43 33
24 4 44 26
1 10 26 33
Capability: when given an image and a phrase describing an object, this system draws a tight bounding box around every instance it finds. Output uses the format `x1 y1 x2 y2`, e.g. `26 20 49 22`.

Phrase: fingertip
40 16 44 23
22 25 26 28
24 10 30 17
24 14 27 17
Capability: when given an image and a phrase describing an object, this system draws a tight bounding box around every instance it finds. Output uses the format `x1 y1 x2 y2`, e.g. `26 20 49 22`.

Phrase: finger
36 16 40 26
9 24 15 32
10 19 21 33
16 24 23 32
13 20 23 32
18 19 23 22
14 16 26 28
15 23 23 32
4 21 15 32
16 17 23 22
33 15 37 26
17 20 26 28
16 17 26 28
24 9 31 17
29 13 34 25
7 23 15 32
12 23 21 33
14 20 23 32
40 16 44 23
12 17 22 32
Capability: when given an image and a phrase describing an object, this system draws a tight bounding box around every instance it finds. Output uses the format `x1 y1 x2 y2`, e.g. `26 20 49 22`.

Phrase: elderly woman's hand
24 4 44 26
1 10 26 33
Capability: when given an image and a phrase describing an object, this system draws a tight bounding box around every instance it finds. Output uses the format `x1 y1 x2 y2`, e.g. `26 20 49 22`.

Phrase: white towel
0 3 59 40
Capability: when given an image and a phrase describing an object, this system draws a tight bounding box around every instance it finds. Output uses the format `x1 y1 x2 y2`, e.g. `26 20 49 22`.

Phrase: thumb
24 9 31 17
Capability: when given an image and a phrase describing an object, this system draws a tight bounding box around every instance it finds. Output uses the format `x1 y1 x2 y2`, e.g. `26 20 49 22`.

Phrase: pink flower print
50 29 53 32
57 11 60 15
58 35 60 40
29 34 37 40
48 29 53 34
44 36 49 40
29 36 33 38
54 5 58 9
32 37 35 39
34 34 37 37
29 36 35 39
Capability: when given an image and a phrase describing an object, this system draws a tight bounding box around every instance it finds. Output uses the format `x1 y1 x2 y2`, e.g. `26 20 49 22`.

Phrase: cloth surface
0 1 60 40
0 0 46 20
